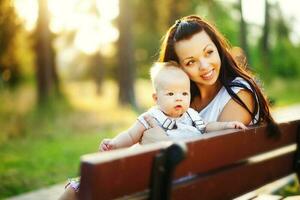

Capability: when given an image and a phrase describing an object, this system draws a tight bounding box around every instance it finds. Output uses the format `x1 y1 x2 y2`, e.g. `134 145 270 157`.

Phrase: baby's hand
225 121 248 130
99 139 115 152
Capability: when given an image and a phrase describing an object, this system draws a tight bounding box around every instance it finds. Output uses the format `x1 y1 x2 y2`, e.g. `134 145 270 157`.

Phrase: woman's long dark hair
158 15 278 134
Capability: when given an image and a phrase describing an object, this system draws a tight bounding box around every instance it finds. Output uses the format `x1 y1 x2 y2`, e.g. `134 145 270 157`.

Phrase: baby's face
155 75 190 118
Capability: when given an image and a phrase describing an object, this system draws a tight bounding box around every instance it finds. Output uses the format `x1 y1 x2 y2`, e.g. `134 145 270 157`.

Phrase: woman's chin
197 78 218 86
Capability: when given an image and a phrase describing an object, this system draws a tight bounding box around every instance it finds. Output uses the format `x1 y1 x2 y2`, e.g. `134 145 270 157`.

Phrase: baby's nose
176 96 182 101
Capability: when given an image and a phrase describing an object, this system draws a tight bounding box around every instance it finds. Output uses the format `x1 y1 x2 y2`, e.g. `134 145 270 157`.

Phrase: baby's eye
182 92 189 96
167 92 174 96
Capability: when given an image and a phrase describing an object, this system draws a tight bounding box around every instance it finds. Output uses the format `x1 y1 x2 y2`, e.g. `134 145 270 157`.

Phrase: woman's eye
167 92 174 96
186 60 195 66
183 92 189 96
206 50 214 56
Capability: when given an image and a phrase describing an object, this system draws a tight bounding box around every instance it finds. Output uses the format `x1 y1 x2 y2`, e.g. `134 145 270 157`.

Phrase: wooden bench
78 119 300 200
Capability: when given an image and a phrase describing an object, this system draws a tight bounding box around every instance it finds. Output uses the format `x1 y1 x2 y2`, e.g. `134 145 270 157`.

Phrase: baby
100 61 246 151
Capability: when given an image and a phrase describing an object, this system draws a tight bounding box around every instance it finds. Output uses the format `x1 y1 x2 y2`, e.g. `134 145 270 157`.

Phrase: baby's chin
167 110 186 118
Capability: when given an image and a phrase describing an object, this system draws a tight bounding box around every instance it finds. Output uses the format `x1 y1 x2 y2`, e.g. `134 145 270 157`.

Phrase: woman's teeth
202 70 213 79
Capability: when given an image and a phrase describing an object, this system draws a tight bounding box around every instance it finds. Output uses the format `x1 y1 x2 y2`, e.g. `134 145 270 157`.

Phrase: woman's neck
197 81 222 100
191 81 222 111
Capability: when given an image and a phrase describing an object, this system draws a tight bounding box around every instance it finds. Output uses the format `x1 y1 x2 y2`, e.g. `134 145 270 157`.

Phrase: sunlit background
14 0 119 54
14 0 300 50
1 0 300 199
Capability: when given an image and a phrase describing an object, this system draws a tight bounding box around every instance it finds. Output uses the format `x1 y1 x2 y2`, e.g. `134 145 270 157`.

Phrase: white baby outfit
138 107 205 140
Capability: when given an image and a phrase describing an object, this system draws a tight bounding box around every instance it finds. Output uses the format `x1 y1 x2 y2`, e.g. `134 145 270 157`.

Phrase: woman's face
174 31 221 87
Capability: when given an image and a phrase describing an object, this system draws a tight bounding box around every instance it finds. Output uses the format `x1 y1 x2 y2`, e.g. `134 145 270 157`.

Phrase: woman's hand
140 115 170 145
224 121 248 130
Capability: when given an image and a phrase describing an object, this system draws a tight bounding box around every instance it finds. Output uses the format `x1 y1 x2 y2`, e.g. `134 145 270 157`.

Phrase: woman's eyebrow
203 44 213 52
183 56 194 61
182 44 214 61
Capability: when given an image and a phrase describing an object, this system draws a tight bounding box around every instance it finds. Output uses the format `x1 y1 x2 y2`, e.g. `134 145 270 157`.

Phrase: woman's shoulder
230 77 252 91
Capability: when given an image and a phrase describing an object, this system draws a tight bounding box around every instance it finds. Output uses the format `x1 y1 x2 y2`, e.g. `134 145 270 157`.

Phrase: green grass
0 81 142 199
0 100 124 198
0 129 111 198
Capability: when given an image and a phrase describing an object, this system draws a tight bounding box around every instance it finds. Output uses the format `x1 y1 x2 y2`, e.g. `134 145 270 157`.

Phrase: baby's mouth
175 105 182 109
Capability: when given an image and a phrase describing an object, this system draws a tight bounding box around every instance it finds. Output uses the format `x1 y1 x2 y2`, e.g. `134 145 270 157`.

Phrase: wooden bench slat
175 121 299 178
172 151 296 200
79 143 170 199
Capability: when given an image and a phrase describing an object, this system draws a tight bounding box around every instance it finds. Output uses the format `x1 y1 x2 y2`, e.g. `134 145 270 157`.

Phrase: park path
6 104 300 200
6 183 66 200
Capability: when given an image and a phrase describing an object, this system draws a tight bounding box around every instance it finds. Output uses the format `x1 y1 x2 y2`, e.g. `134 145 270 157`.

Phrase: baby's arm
206 121 247 132
99 121 146 151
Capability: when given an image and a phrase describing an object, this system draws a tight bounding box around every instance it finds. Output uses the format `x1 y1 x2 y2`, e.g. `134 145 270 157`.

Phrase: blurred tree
133 1 161 78
35 0 60 103
261 0 271 71
133 0 193 79
117 0 136 107
154 0 189 33
89 52 104 94
237 0 251 67
89 1 104 93
0 0 21 87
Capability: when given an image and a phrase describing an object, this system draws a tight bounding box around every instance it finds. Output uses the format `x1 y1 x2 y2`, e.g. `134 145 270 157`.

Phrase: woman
141 15 277 144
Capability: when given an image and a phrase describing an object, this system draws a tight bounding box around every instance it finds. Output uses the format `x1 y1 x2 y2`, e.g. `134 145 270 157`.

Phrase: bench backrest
79 119 300 200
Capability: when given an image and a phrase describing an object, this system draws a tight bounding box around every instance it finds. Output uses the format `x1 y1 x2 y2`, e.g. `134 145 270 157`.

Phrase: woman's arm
218 89 255 125
140 115 170 144
206 121 247 132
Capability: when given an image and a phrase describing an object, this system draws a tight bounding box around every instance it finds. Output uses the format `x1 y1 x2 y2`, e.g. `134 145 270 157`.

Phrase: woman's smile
201 69 215 80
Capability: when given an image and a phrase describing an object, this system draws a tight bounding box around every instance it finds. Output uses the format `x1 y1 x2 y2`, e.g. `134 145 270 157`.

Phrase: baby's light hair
150 61 182 92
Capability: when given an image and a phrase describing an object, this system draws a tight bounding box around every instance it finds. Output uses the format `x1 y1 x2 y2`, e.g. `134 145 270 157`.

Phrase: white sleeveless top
199 77 259 124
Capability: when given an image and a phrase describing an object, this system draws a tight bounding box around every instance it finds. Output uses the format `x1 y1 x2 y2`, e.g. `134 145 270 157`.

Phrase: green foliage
195 1 240 46
271 39 300 78
264 78 300 107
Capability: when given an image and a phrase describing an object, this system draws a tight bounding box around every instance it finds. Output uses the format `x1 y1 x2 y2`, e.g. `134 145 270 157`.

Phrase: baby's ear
152 93 157 102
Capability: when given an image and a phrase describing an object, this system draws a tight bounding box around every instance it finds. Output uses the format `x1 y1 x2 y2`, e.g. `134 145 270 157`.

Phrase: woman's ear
152 93 158 102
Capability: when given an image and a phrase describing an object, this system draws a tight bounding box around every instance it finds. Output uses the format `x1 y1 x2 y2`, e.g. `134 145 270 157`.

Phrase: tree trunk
90 53 104 95
117 0 136 107
261 0 270 69
35 0 59 103
238 0 251 68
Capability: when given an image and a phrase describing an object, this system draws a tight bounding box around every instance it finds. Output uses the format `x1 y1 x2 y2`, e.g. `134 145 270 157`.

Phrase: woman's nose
199 58 209 69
